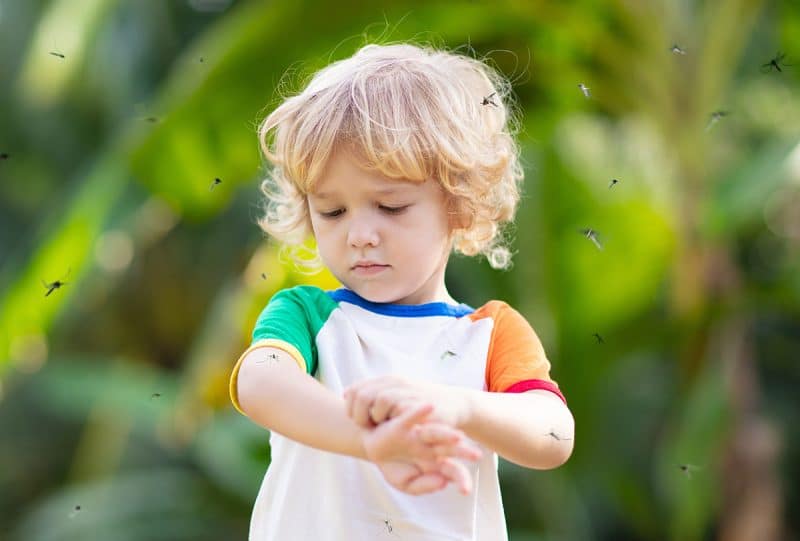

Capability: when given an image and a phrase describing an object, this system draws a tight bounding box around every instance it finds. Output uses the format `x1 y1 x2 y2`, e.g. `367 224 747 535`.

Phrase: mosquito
577 83 591 98
440 350 457 361
678 463 702 479
144 116 160 123
608 178 619 189
42 268 71 297
761 52 792 73
593 333 604 344
261 272 268 280
49 51 65 59
256 352 280 364
670 44 687 55
580 228 603 250
546 429 572 441
151 392 161 400
0 153 8 160
210 177 222 190
706 110 730 131
68 504 81 518
379 517 400 538
481 92 498 107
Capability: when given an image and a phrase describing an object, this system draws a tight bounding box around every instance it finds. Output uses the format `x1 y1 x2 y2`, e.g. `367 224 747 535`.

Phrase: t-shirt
229 285 565 541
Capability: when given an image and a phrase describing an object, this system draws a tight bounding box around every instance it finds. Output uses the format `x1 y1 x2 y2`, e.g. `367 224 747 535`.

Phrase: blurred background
1 0 798 540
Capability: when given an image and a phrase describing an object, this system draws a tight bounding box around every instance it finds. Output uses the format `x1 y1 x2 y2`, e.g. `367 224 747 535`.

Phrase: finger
454 440 482 461
371 390 410 425
416 424 482 461
403 473 448 495
347 379 400 425
343 381 368 421
433 440 482 462
398 402 435 429
437 457 473 495
352 386 385 428
416 423 462 445
369 394 390 425
387 398 417 420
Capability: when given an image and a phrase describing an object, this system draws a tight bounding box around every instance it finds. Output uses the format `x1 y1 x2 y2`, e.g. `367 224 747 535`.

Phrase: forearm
236 348 367 460
459 389 574 469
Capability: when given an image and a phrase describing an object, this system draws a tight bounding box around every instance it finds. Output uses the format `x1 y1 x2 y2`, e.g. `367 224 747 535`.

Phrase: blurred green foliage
1 0 798 539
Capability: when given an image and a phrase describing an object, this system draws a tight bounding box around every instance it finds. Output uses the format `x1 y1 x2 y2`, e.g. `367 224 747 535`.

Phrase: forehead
311 185 416 200
309 149 425 198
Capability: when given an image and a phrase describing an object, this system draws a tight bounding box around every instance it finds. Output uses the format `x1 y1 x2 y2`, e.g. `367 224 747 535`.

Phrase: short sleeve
484 302 566 404
228 286 338 415
249 287 320 374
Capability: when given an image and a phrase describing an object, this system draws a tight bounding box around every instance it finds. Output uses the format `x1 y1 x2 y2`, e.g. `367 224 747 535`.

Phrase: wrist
453 386 475 430
356 425 371 462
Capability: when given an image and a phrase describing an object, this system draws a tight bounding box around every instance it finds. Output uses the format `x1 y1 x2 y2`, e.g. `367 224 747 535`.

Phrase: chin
350 284 403 304
360 289 397 304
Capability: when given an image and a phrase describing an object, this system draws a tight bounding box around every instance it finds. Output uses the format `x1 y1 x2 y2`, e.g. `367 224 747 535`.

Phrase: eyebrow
311 186 414 200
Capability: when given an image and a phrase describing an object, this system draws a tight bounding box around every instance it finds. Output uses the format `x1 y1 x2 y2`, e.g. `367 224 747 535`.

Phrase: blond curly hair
256 42 523 271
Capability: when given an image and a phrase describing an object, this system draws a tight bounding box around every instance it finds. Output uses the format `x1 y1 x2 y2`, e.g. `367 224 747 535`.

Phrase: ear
446 195 472 232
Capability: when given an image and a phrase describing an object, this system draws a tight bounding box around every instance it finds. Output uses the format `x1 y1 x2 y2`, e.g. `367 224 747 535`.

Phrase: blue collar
328 288 474 318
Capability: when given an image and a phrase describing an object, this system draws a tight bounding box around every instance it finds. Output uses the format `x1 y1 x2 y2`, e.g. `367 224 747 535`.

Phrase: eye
320 209 344 218
380 205 409 214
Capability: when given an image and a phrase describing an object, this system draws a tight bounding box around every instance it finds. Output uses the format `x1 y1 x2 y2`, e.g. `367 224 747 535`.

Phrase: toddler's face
307 149 455 305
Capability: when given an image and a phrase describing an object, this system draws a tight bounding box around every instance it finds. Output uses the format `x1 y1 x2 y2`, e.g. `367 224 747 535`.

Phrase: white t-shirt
229 286 565 541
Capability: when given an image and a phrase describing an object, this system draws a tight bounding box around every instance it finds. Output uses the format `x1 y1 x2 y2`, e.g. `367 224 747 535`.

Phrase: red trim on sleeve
504 379 567 405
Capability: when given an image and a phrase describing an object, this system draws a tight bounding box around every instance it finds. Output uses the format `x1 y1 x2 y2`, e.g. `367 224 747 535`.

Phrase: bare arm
235 346 369 459
459 389 574 470
346 379 575 470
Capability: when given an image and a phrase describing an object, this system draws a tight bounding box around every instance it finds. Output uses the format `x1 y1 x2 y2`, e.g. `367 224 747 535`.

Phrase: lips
351 263 390 275
352 261 388 269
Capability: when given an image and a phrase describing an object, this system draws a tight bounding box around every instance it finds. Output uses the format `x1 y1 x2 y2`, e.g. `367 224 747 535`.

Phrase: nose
346 212 380 248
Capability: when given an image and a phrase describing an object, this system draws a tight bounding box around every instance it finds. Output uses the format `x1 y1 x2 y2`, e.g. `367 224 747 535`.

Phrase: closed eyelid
311 198 414 209
316 204 411 218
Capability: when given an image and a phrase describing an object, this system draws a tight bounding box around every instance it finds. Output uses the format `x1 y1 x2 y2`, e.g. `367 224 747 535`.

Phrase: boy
230 42 574 540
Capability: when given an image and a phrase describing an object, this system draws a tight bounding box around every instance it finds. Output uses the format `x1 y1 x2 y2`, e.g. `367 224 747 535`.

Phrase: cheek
309 214 334 238
400 217 449 255
309 219 334 254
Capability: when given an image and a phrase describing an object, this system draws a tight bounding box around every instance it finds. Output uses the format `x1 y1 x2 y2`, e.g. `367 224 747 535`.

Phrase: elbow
546 403 575 468
546 411 575 468
524 405 575 470
547 439 574 469
514 439 573 470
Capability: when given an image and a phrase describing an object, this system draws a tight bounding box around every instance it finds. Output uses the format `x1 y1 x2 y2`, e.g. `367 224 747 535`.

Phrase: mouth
352 264 390 275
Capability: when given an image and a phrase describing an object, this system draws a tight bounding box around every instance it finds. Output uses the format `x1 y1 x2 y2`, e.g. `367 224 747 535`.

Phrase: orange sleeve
474 301 566 404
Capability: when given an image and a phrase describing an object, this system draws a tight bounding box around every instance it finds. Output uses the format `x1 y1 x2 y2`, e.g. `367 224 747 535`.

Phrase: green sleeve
251 285 338 375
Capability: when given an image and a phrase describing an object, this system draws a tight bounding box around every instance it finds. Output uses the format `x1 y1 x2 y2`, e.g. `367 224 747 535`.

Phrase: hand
361 403 481 466
344 376 471 429
376 455 476 496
